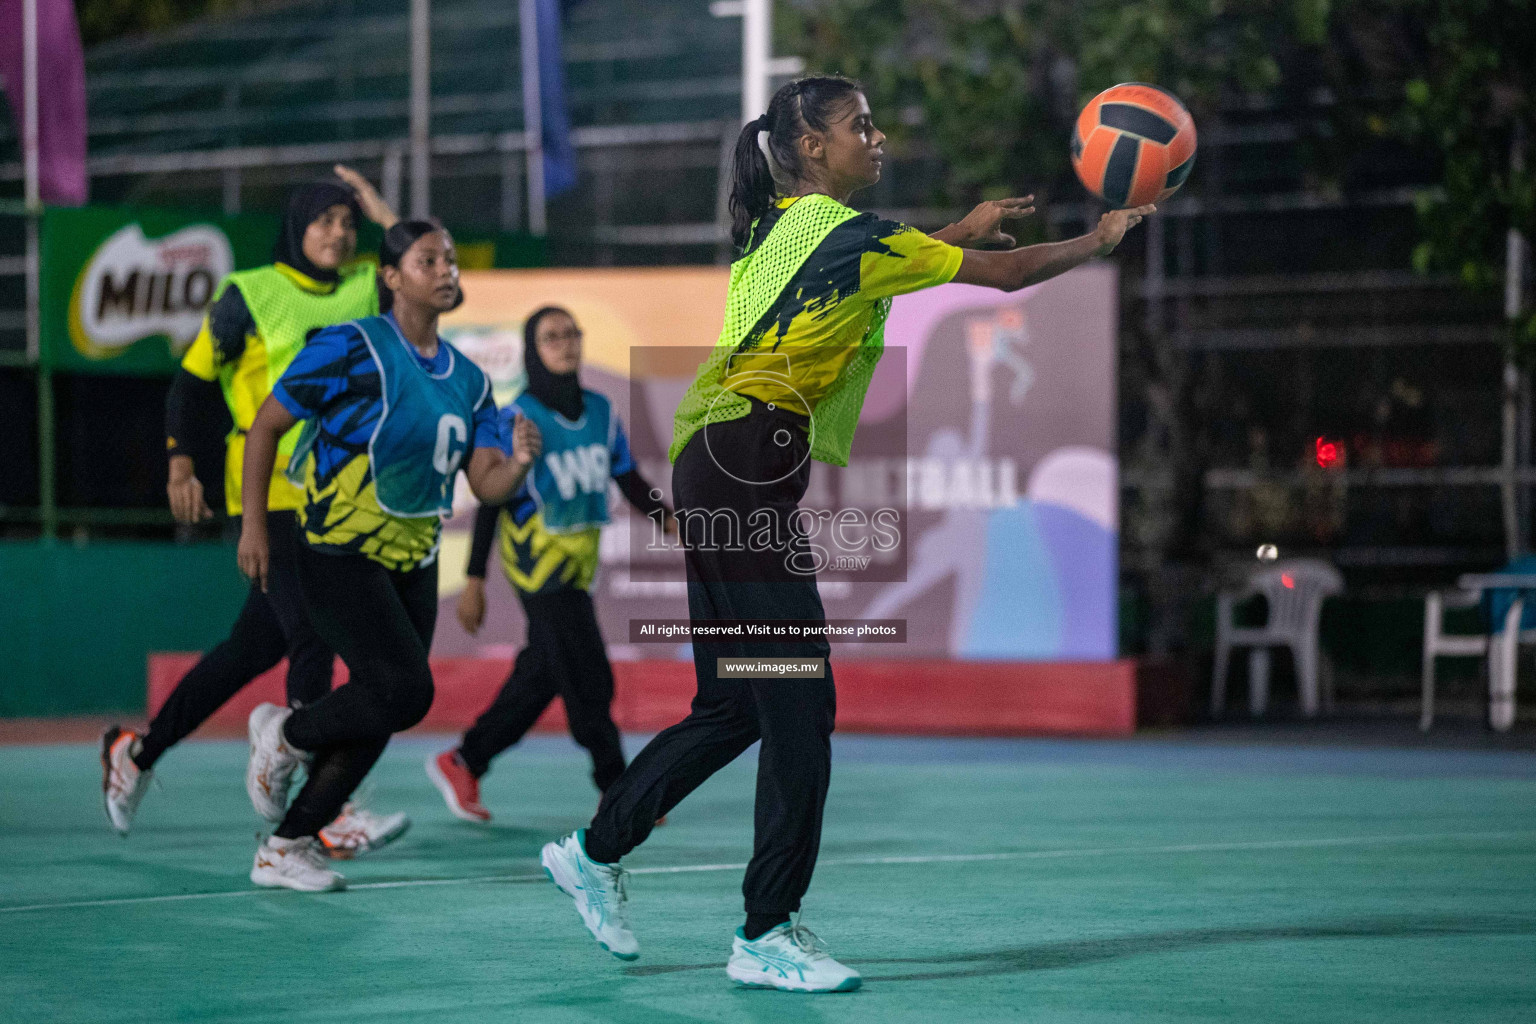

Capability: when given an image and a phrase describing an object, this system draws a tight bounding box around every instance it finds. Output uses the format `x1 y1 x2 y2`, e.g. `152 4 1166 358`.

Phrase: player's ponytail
728 115 777 252
728 75 863 252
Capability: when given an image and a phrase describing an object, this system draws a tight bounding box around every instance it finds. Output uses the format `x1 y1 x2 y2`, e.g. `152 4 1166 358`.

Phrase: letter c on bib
433 414 469 477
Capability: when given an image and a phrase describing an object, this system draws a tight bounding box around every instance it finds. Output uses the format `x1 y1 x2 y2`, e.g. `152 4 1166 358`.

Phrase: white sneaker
100 727 151 836
245 703 310 823
318 803 411 860
726 919 862 993
540 829 640 960
250 835 346 892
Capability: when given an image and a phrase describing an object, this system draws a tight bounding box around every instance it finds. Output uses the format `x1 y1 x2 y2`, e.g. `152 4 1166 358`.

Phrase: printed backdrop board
436 263 1118 662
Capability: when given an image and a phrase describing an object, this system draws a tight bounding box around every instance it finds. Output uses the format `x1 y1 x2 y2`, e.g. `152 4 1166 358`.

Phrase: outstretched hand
1093 204 1156 255
941 196 1036 249
334 164 399 230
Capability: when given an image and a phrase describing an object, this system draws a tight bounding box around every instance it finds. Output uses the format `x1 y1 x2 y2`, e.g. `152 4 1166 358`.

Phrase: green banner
39 205 545 375
40 205 279 375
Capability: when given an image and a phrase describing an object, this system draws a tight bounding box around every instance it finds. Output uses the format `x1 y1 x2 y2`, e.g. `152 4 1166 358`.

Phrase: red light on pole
1315 436 1342 469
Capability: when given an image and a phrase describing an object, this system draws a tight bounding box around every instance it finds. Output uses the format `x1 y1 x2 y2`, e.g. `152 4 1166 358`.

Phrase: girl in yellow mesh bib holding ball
540 75 1154 991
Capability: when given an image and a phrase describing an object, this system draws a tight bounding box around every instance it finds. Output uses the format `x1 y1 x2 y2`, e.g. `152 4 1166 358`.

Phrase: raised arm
930 196 1035 249
333 164 399 230
951 205 1154 292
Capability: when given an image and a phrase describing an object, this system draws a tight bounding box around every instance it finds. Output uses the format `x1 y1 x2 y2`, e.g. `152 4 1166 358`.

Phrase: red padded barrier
147 655 1138 738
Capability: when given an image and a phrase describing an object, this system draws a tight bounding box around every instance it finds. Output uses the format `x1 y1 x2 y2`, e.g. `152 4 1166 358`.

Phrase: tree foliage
781 0 1331 206
784 0 1534 338
1345 0 1534 340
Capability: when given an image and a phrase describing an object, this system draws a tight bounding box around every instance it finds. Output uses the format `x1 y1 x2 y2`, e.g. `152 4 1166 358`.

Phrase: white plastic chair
1212 559 1343 718
1423 591 1528 732
1488 600 1528 732
1420 590 1489 731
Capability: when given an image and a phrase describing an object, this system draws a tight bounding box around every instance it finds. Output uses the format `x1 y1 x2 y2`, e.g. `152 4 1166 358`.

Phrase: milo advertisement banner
41 205 277 374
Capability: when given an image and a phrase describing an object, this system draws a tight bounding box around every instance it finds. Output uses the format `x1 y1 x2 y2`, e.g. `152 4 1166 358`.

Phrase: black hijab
272 179 362 284
524 306 584 420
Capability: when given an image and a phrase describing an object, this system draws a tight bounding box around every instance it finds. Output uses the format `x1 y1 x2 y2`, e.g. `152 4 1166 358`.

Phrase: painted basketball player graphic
861 314 1021 651
972 306 1034 408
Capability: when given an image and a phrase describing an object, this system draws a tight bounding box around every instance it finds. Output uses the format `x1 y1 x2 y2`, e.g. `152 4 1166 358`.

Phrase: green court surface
3 733 1534 1023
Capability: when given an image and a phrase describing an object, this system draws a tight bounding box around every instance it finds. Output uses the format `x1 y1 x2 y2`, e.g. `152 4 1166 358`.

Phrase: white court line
2 829 1533 916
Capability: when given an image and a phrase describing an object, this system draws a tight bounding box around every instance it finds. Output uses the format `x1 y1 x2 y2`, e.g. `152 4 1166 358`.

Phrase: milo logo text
68 223 234 360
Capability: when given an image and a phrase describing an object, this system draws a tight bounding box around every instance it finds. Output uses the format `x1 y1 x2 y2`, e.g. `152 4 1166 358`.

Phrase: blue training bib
355 315 488 517
516 390 616 534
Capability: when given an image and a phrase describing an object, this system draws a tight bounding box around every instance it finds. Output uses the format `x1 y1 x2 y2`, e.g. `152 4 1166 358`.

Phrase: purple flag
0 0 88 205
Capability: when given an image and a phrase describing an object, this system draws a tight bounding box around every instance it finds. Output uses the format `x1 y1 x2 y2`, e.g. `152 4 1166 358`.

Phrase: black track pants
586 402 835 917
137 511 333 769
458 588 626 790
276 546 438 839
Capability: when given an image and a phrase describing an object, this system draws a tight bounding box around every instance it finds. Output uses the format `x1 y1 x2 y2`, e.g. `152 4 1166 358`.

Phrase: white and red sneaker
246 703 310 823
251 835 345 892
101 726 151 835
426 750 490 822
318 803 412 860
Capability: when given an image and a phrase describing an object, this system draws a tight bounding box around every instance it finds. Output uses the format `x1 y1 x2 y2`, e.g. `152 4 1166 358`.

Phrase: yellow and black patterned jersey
723 196 963 416
273 319 500 572
464 393 668 596
497 512 603 594
178 264 355 515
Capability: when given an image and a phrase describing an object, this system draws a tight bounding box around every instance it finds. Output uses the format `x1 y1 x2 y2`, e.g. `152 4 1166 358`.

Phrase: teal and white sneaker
726 919 862 993
540 829 639 960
